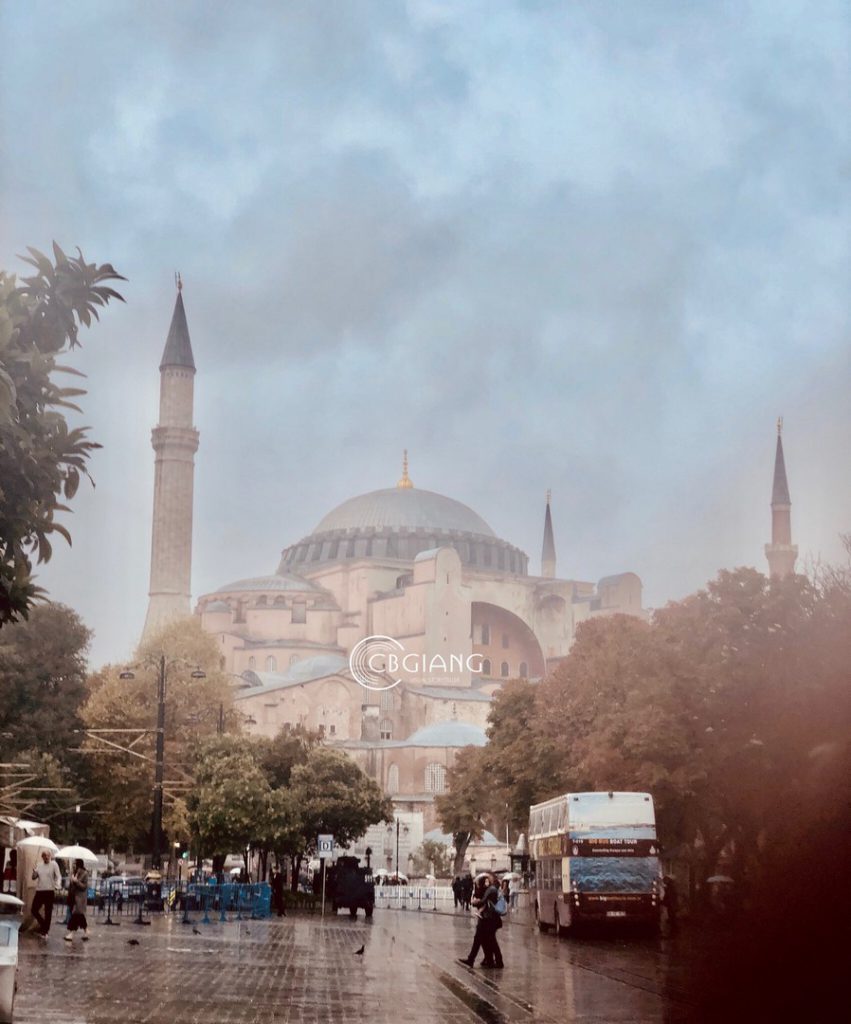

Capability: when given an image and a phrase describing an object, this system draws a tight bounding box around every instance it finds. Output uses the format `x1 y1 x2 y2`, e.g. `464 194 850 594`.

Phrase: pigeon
192 927 202 935
127 939 140 946
354 945 365 955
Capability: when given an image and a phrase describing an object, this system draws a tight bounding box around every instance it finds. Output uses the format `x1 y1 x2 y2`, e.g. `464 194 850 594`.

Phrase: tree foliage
0 245 125 624
440 564 851 890
79 618 235 847
0 602 91 775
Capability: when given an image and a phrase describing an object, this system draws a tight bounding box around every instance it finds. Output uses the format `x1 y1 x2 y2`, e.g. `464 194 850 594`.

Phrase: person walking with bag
458 873 505 968
64 860 90 942
31 850 61 939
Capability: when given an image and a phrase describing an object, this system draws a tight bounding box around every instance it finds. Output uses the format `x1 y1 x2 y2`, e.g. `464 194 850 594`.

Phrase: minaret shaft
541 490 556 578
765 421 797 579
142 289 199 641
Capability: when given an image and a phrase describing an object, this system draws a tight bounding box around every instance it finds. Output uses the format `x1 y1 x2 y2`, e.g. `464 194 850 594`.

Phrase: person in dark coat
451 876 462 908
460 874 473 910
271 867 286 917
457 874 504 968
64 860 89 941
662 875 679 933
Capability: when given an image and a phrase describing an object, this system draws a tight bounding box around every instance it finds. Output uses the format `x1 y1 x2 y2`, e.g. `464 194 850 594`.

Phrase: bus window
557 801 567 831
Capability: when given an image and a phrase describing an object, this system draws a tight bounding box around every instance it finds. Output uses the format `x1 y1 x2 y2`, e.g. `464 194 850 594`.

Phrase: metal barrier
374 886 455 911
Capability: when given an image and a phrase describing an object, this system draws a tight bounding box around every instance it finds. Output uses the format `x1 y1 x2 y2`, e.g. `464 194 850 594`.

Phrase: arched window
501 661 510 677
248 656 256 669
425 763 447 794
519 661 528 678
380 718 393 740
289 654 299 666
266 655 277 672
387 764 399 794
481 658 491 676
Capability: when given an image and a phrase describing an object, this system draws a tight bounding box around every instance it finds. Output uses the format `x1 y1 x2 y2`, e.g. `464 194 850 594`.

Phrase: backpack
494 894 508 916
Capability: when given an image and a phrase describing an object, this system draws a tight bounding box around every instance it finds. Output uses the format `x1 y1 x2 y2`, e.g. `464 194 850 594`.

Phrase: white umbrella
16 836 59 852
0 894 24 909
499 871 521 881
55 844 98 864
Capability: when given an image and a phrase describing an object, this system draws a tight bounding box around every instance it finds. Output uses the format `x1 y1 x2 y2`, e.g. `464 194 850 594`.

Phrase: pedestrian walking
460 874 473 911
31 850 62 938
271 867 286 917
457 873 504 968
451 876 462 909
662 874 679 933
508 876 520 911
64 859 90 941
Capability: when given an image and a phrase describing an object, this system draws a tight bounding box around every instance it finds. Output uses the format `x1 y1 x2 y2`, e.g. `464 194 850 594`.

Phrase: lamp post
386 817 409 881
120 656 206 871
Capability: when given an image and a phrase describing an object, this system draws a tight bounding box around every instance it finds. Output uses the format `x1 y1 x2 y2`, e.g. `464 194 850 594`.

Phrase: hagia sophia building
141 287 796 847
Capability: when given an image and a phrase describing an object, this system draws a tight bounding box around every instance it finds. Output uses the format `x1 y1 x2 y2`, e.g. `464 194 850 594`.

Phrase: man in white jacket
31 850 62 938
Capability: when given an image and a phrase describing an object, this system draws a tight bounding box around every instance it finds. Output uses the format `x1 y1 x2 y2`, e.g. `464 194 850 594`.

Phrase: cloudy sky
1 0 848 667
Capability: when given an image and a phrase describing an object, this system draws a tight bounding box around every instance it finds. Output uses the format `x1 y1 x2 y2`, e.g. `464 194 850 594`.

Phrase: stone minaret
142 276 199 641
764 418 797 579
541 489 556 578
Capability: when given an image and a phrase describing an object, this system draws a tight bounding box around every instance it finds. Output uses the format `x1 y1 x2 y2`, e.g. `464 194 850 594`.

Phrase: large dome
313 488 495 537
279 481 528 576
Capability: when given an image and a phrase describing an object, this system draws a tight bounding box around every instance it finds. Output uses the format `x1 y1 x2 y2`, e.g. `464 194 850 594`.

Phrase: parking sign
317 834 334 856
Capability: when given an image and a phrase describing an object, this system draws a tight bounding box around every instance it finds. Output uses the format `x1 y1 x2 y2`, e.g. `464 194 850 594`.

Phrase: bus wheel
535 902 551 933
556 902 573 937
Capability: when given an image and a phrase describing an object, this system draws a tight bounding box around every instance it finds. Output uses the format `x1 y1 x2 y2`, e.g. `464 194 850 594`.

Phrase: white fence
374 885 456 911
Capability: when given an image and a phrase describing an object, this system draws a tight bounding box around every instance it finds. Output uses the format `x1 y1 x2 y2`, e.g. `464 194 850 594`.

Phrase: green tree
188 734 275 871
435 745 489 875
79 618 235 848
0 602 91 774
289 747 391 874
0 245 124 625
411 838 452 878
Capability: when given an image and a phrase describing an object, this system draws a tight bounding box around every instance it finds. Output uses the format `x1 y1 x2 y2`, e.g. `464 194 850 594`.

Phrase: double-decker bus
529 791 661 932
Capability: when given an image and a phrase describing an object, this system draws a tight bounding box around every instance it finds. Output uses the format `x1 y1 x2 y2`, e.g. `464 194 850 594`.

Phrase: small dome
313 488 495 537
404 721 487 747
216 573 318 593
423 828 502 847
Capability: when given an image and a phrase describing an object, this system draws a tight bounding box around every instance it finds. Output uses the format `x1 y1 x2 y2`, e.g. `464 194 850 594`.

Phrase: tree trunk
290 853 302 892
452 832 471 876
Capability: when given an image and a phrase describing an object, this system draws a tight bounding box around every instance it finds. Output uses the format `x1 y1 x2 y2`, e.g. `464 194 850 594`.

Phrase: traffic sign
317 834 334 856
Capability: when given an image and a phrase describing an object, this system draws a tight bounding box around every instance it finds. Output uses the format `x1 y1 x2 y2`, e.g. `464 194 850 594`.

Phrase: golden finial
546 488 552 505
175 271 183 292
397 449 413 489
777 415 783 435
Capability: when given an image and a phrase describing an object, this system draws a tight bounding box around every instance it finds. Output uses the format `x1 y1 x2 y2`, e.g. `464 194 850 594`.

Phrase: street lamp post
120 656 206 872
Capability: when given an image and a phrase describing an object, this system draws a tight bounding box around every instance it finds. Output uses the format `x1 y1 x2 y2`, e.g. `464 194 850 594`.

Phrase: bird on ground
192 927 202 935
126 939 140 946
354 945 365 955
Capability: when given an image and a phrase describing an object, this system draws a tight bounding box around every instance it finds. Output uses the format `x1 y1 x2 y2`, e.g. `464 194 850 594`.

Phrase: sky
1 0 849 668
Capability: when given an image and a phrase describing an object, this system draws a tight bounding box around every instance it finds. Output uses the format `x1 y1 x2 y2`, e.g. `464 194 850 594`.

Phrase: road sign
317 834 334 856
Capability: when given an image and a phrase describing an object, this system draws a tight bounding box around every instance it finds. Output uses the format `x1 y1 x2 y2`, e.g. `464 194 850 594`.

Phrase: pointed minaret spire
397 449 413 489
765 418 797 579
142 282 200 641
541 489 556 578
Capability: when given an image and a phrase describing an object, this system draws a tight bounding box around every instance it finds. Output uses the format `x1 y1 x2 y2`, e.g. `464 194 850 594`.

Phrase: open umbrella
499 871 521 881
55 845 98 865
706 875 734 884
0 894 24 909
16 836 59 853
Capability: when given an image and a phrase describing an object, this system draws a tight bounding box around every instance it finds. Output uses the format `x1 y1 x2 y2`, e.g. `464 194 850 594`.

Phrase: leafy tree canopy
0 245 124 624
0 602 91 775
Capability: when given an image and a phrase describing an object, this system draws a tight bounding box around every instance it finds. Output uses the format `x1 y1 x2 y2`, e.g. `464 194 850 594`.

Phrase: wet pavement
13 908 696 1022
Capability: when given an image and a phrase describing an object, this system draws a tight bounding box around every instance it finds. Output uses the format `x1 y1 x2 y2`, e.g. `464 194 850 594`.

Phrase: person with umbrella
30 850 61 939
64 860 90 942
